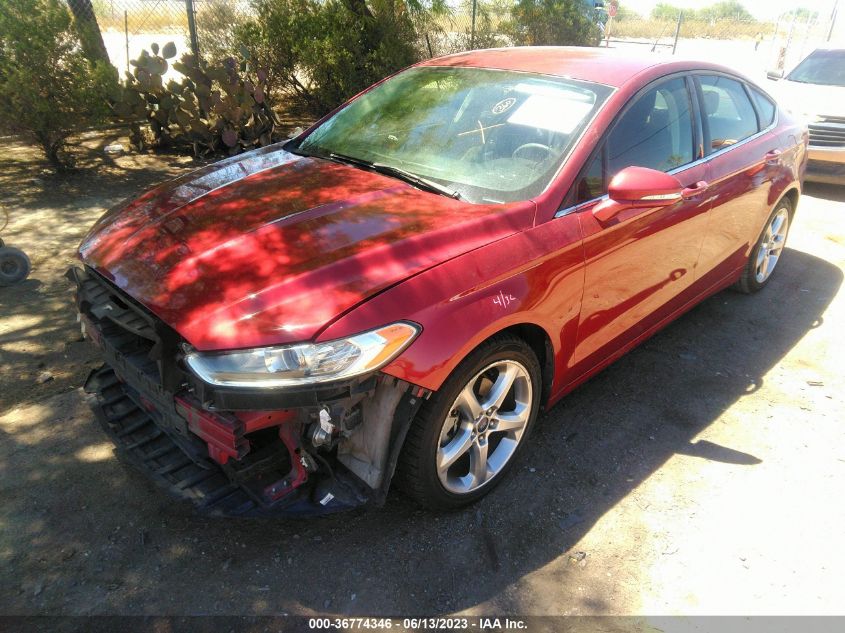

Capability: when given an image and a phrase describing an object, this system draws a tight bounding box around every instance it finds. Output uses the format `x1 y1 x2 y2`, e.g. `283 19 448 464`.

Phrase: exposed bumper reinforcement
84 365 369 517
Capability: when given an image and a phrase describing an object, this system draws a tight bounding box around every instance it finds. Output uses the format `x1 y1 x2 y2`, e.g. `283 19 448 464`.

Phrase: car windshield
294 66 612 204
787 49 845 87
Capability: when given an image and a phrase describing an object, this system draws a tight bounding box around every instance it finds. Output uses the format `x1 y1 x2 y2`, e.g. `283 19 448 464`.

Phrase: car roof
418 46 703 88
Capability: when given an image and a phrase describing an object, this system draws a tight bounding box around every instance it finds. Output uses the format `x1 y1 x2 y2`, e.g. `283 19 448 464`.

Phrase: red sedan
70 47 807 515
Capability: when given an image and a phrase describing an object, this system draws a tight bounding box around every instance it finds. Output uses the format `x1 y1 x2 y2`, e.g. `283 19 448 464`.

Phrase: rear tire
396 334 542 510
735 198 792 294
0 246 31 286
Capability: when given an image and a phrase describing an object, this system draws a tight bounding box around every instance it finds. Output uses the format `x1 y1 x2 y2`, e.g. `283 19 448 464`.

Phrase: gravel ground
1 136 844 617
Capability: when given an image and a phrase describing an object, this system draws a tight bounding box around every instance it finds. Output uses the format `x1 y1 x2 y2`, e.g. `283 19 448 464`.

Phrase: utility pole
828 0 840 42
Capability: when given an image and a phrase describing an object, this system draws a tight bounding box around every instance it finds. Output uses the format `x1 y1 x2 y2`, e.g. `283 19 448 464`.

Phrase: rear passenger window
699 75 759 151
750 88 776 127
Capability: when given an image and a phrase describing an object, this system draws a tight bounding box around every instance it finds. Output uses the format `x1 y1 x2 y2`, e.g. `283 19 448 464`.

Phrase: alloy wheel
436 359 533 495
755 207 789 283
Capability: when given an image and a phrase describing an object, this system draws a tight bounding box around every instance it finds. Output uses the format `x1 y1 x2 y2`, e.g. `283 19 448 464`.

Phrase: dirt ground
1 135 844 618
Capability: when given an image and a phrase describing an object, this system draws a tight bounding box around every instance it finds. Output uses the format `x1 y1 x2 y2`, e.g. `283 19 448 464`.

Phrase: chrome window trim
555 195 607 218
554 74 780 220
666 107 779 176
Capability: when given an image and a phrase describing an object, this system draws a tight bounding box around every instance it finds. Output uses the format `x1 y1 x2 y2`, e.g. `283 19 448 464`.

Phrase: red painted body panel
78 48 807 409
320 212 584 394
79 146 533 350
569 159 709 376
417 47 662 88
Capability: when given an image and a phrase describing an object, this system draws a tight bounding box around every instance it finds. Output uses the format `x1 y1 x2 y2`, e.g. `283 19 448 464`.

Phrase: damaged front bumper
69 266 428 517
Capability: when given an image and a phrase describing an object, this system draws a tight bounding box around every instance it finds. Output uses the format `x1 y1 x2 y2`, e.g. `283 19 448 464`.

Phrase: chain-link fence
90 0 252 76
88 0 840 83
602 10 838 81
90 0 510 74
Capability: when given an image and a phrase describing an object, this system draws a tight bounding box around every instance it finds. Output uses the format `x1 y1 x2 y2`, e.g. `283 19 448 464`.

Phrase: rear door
566 75 711 376
693 74 781 287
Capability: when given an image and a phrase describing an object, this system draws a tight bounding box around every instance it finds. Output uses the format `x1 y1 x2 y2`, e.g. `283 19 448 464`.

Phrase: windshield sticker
507 94 594 135
492 97 517 115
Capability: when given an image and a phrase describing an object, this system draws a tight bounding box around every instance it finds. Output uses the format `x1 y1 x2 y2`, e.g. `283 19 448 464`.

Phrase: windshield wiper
328 152 461 200
371 163 461 200
328 151 372 170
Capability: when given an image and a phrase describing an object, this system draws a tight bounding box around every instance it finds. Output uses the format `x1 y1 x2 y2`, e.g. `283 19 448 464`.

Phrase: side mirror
593 166 684 224
767 69 784 81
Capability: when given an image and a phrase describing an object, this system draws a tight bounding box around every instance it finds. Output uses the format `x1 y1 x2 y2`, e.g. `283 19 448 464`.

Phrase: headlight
184 322 420 388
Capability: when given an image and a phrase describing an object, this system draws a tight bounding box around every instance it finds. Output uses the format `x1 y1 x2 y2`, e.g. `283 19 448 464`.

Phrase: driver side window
573 77 695 205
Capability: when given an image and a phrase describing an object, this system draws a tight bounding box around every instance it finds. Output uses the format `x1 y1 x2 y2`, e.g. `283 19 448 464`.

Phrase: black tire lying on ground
0 246 31 286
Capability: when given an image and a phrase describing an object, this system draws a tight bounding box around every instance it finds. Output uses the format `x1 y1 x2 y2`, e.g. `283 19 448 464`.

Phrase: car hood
80 145 534 351
774 79 845 119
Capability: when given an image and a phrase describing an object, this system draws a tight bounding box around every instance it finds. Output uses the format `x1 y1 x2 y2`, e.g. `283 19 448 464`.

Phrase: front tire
396 334 542 510
735 198 792 294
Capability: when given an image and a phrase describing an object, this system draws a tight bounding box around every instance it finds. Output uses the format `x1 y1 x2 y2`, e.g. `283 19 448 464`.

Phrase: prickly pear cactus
113 42 277 157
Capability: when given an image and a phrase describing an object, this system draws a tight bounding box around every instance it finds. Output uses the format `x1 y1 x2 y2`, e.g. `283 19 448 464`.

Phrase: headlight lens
184 322 420 388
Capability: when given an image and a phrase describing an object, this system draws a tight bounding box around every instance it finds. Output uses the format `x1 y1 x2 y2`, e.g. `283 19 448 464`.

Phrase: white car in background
768 48 845 185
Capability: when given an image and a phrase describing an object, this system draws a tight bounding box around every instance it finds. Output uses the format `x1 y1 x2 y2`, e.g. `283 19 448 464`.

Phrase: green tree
651 2 682 20
65 0 110 65
0 0 117 169
698 1 754 21
508 0 601 47
240 0 421 115
780 7 819 21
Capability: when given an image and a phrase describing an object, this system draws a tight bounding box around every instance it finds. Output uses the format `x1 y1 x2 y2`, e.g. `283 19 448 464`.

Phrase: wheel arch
754 184 800 247
420 319 557 408
779 186 800 219
495 322 555 409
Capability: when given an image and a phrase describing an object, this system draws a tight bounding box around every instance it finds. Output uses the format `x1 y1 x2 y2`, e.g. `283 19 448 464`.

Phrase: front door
567 76 711 378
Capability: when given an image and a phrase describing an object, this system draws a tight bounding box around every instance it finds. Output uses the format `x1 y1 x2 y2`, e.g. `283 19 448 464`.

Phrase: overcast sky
620 0 839 21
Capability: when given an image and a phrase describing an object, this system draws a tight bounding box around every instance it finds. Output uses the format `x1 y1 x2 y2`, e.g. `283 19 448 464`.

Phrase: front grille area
85 365 259 516
73 267 185 392
71 266 348 515
809 120 845 148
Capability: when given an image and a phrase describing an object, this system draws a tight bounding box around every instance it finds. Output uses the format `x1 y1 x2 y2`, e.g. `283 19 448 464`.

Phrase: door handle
765 149 782 164
681 181 709 200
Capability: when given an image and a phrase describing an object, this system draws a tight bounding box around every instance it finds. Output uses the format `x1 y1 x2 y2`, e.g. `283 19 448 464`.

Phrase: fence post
185 0 200 58
124 10 129 74
672 11 683 55
470 0 477 49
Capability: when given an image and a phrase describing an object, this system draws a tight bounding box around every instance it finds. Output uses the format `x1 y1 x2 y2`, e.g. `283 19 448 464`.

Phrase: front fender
318 213 586 396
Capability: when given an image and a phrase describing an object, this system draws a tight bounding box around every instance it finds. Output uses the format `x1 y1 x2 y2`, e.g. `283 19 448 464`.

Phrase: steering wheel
512 143 553 162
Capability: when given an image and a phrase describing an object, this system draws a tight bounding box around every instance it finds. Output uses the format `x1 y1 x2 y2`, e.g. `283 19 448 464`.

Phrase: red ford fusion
69 47 807 515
